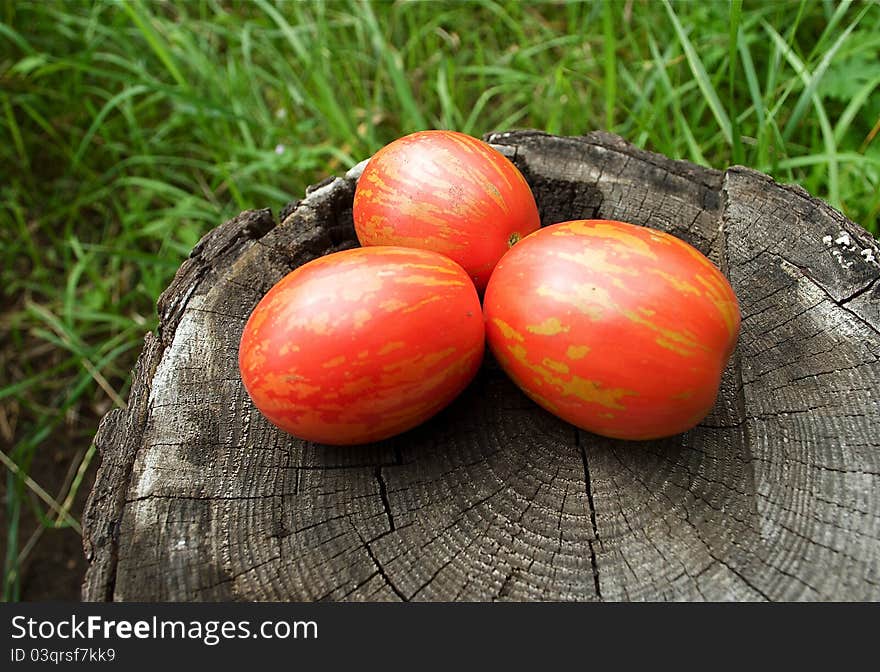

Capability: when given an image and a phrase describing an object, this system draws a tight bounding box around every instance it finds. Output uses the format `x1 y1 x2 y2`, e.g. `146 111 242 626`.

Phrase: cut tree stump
83 131 880 601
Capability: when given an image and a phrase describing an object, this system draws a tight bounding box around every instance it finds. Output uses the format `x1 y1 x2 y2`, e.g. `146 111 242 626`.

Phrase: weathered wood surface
83 131 880 601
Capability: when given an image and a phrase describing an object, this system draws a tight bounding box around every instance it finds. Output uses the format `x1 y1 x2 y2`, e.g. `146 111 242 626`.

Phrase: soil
0 420 98 601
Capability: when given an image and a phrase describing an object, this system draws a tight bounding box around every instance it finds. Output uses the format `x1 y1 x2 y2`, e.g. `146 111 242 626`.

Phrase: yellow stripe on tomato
527 317 570 335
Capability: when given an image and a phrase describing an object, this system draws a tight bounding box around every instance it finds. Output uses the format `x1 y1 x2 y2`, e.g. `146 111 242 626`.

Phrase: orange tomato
483 220 740 440
353 130 540 291
239 246 484 445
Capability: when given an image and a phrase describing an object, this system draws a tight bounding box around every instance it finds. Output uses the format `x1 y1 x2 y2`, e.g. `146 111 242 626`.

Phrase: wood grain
82 131 880 601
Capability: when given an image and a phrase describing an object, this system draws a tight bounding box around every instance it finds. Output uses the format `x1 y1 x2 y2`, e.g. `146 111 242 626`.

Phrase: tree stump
83 131 880 601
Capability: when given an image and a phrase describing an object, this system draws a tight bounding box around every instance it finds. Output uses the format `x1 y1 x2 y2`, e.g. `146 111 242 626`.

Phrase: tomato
353 130 540 291
483 220 740 440
239 246 484 445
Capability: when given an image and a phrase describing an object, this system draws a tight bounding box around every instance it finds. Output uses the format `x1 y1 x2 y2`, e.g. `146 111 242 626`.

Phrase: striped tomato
239 246 484 445
353 130 540 291
483 220 740 440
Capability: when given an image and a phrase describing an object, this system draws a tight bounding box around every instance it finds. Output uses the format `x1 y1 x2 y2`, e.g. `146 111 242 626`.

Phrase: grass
1 0 879 601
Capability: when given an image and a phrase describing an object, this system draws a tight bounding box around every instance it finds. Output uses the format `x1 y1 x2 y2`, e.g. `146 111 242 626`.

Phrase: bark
82 131 880 601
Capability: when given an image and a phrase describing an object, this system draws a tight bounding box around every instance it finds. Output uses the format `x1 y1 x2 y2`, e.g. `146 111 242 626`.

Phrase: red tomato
239 246 484 445
353 130 540 291
483 220 740 440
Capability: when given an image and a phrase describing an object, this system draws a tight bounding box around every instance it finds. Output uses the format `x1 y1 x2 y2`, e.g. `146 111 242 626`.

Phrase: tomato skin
353 130 540 291
239 246 484 445
483 220 740 440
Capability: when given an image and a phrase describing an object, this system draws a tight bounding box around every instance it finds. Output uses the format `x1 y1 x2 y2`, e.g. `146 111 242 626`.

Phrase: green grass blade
0 20 34 54
764 21 840 206
834 75 880 145
603 0 617 130
118 0 188 88
729 0 744 163
782 5 868 141
775 151 880 170
71 84 149 169
436 59 460 130
2 95 29 170
663 0 733 146
737 33 765 130
0 449 82 534
355 1 428 131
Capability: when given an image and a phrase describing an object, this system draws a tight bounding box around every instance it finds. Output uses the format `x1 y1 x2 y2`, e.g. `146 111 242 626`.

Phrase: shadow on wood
83 131 880 601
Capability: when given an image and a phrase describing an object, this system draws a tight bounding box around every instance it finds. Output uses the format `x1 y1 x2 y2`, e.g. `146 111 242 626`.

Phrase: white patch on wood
135 453 158 500
137 300 210 507
149 295 206 409
132 497 158 535
304 179 340 203
830 247 854 269
827 228 878 267
834 231 852 247
346 159 369 181
826 229 865 269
